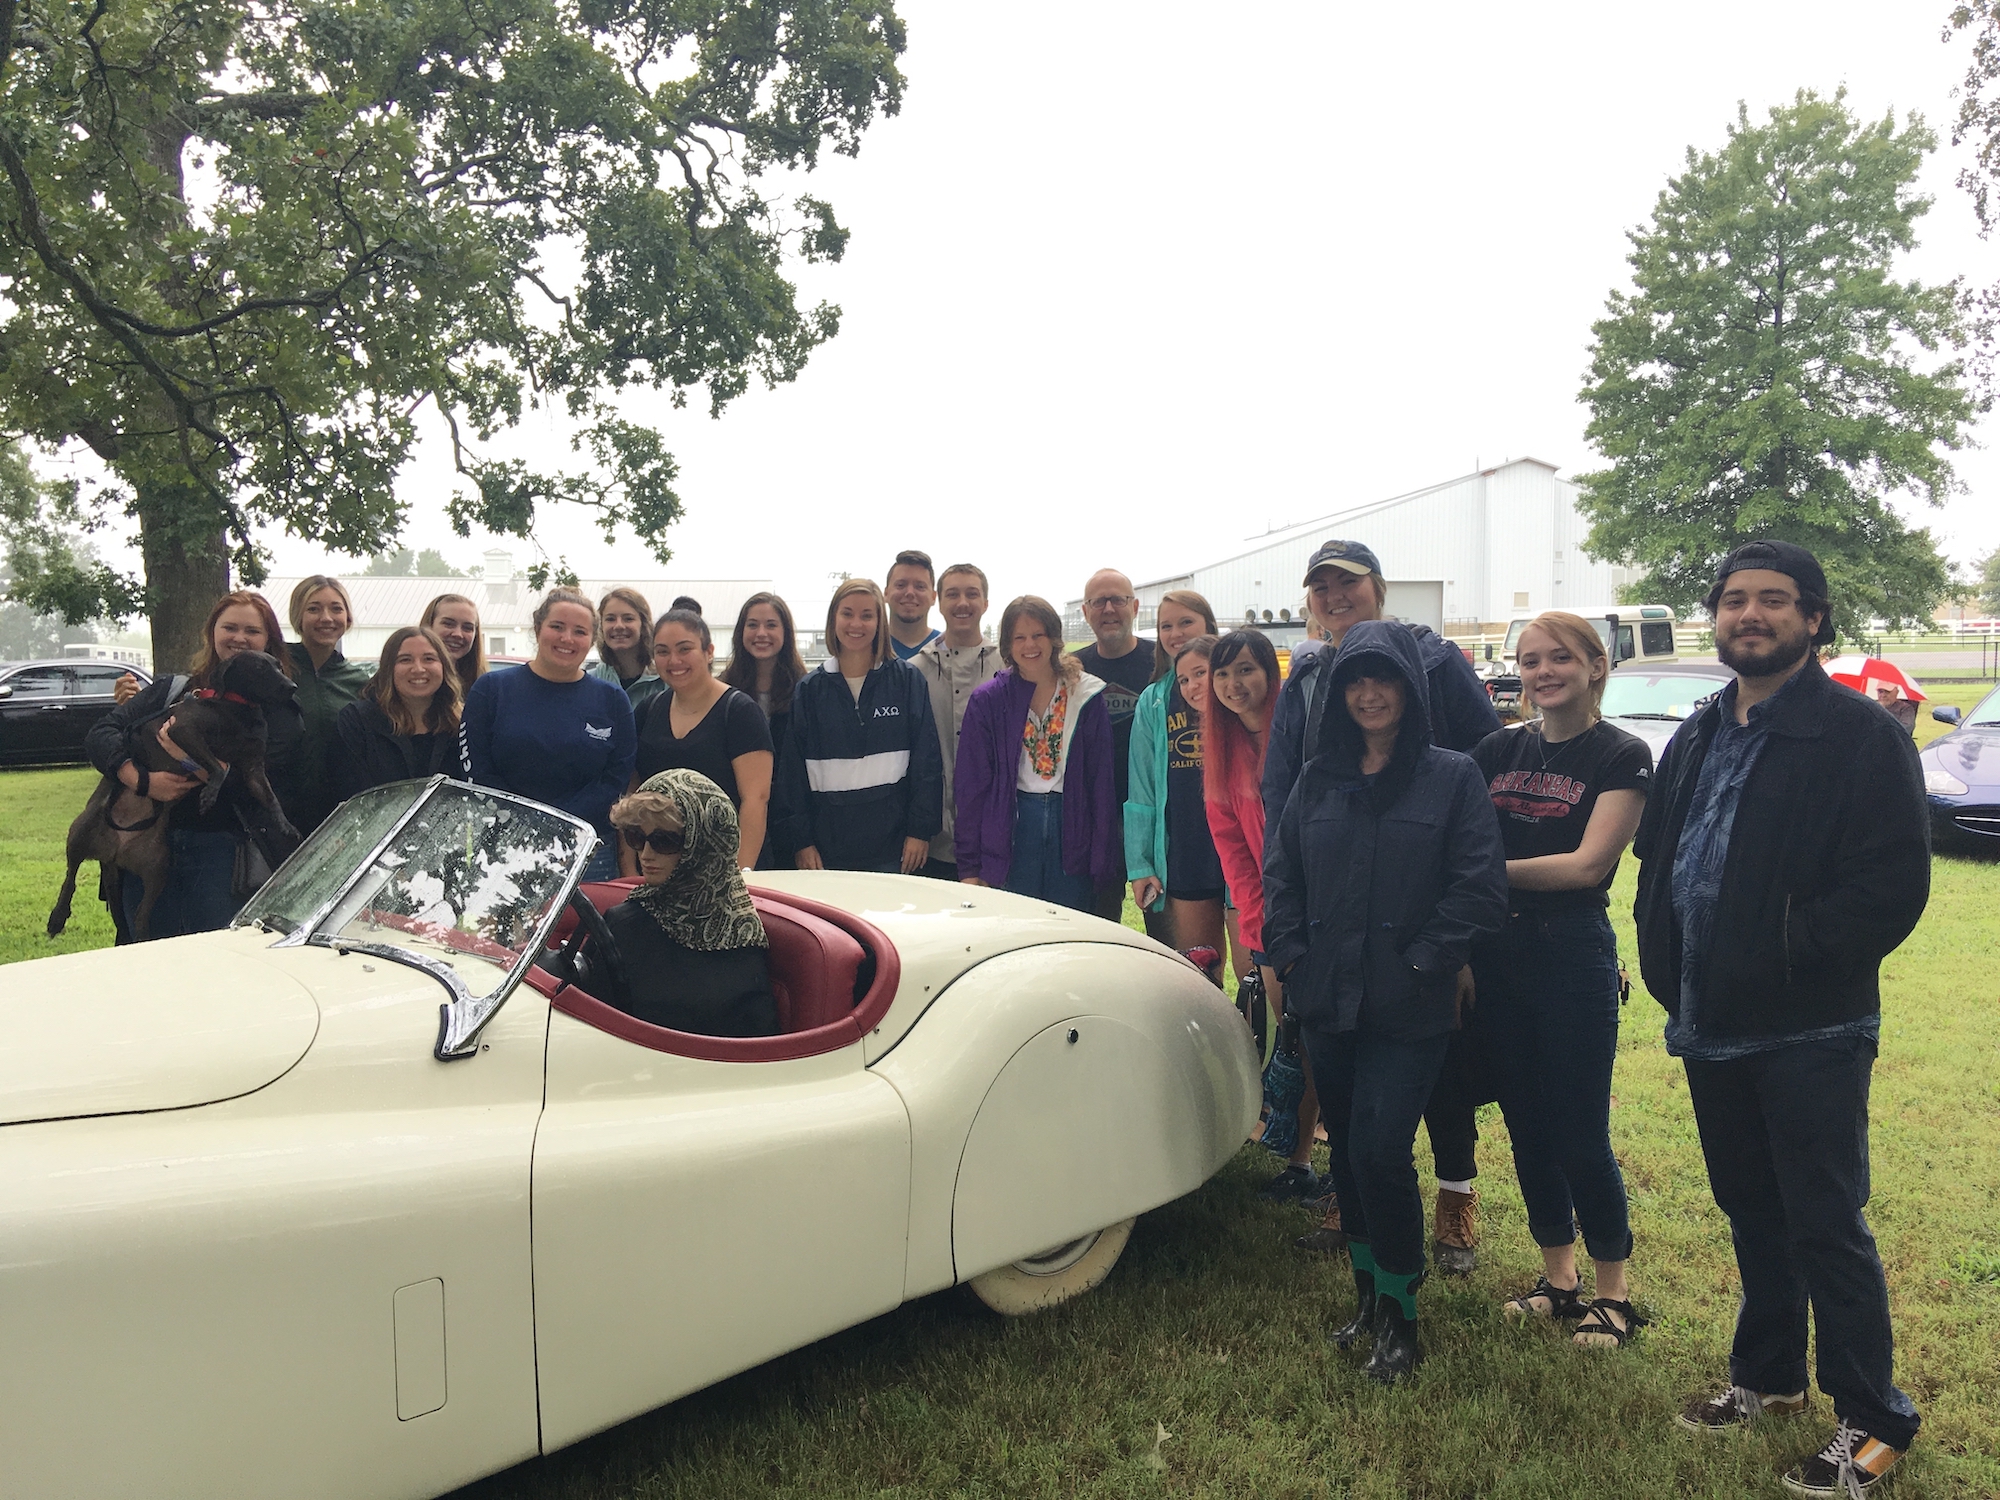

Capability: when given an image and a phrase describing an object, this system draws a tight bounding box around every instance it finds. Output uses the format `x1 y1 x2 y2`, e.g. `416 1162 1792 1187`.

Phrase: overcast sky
250 0 2000 616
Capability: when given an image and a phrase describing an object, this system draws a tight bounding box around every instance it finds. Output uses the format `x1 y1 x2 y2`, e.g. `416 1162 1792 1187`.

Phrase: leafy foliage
1978 547 2000 616
364 546 465 577
0 0 904 648
1576 91 1981 638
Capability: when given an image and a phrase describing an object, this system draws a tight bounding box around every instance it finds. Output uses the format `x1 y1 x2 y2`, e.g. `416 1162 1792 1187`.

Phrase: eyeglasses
1085 594 1135 609
617 825 685 855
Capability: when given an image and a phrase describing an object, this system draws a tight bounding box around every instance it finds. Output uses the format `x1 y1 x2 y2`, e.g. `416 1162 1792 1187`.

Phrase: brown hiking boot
1432 1187 1478 1276
1293 1196 1347 1256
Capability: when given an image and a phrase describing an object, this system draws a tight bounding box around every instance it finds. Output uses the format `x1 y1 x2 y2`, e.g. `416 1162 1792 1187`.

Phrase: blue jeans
118 828 241 941
1302 1023 1453 1277
1475 905 1633 1262
1003 792 1094 912
1685 1035 1918 1449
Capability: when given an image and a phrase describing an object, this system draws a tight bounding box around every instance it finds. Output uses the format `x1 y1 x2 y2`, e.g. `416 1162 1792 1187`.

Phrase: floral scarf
626 769 768 951
1022 682 1069 780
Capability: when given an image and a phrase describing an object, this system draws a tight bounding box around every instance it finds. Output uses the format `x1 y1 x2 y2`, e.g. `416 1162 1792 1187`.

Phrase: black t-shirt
1471 721 1653 909
634 687 774 804
1077 641 1156 804
1164 684 1225 896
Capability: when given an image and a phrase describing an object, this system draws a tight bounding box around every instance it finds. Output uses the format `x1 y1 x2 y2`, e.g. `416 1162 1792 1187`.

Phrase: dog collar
194 688 254 706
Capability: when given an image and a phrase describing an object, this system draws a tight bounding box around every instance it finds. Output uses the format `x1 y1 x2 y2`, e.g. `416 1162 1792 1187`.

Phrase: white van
1484 604 1679 718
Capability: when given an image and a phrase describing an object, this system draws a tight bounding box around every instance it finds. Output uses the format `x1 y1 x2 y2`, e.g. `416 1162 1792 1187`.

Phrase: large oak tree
1577 90 1980 638
0 0 903 666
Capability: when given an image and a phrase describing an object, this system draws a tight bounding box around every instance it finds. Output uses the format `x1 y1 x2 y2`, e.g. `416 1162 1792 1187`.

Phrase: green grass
4 765 1997 1498
0 767 116 965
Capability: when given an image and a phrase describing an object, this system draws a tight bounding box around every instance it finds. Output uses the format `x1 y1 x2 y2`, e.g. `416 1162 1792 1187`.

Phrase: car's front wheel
967 1218 1135 1315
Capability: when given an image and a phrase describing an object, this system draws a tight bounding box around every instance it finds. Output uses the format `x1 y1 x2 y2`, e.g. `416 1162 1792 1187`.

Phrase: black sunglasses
617 825 685 855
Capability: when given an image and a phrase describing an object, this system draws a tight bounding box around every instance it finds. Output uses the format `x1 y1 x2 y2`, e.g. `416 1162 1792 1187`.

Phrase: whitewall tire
966 1218 1135 1316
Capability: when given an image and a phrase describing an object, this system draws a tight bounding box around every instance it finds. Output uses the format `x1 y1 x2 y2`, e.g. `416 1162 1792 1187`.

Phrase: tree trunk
137 481 230 674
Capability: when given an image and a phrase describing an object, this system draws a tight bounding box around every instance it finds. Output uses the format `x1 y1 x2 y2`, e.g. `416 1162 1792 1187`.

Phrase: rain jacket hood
1311 620 1433 809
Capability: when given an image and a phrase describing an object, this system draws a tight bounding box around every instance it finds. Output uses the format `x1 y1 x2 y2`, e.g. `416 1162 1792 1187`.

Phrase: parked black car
0 659 153 766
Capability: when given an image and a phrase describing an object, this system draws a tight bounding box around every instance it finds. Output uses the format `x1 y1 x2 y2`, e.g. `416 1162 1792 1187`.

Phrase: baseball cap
1303 539 1381 583
1712 539 1835 646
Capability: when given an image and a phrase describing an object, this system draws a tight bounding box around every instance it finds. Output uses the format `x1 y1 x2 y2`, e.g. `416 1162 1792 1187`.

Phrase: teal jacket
1122 676 1171 911
589 659 666 719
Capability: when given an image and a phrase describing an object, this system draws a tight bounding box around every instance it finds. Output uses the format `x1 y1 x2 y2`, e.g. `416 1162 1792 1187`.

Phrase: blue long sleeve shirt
459 664 636 835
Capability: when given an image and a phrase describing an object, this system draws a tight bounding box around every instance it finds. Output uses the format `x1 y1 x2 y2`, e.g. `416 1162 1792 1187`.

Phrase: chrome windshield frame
236 777 597 1061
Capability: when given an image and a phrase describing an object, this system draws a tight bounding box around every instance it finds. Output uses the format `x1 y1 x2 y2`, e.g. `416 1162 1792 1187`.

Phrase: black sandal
1572 1297 1645 1347
1503 1277 1588 1323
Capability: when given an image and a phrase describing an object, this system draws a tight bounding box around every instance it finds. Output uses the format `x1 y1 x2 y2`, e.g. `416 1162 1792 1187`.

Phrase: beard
1717 618 1812 678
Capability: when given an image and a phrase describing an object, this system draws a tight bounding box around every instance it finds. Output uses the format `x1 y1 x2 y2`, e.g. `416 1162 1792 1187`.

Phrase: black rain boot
1328 1266 1377 1351
1362 1302 1422 1385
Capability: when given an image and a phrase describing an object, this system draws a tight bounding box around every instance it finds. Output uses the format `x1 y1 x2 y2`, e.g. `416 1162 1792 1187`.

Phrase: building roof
1130 457 1565 589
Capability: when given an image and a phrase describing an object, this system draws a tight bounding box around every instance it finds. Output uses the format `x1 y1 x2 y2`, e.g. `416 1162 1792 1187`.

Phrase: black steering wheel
545 887 628 1004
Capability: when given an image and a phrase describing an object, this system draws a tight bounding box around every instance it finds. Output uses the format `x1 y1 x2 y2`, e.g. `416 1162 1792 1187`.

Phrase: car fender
870 942 1258 1300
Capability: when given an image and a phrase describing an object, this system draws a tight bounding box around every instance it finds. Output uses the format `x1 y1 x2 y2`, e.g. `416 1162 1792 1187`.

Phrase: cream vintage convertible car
0 777 1258 1500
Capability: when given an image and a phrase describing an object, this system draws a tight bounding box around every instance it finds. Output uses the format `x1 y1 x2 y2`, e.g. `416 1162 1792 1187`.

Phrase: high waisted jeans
1004 791 1094 912
1474 904 1632 1262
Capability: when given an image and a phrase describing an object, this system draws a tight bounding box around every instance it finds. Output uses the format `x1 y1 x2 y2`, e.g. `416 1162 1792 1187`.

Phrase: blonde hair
1151 589 1218 682
824 578 891 667
608 790 684 829
1518 610 1610 719
288 575 355 634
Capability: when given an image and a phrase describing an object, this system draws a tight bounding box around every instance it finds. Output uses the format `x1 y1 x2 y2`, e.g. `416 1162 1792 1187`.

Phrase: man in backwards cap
1633 541 1928 1497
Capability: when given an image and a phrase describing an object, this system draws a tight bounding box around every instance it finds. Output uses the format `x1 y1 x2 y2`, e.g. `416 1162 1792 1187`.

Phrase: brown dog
49 651 301 941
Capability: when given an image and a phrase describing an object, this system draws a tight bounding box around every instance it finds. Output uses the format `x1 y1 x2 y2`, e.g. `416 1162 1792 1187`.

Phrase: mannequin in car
595 769 779 1037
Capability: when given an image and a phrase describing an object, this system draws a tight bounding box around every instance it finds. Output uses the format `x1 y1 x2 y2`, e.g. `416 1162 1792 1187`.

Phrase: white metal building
267 550 772 664
1065 458 1638 639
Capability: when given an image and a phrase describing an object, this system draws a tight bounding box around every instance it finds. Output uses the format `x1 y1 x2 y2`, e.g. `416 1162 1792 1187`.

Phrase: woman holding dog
283 576 373 836
333 627 468 799
84 591 304 941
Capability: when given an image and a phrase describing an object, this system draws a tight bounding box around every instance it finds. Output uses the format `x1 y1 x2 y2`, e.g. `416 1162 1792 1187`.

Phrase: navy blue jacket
1631 657 1929 1038
1262 622 1507 1040
1261 623 1500 846
773 658 944 871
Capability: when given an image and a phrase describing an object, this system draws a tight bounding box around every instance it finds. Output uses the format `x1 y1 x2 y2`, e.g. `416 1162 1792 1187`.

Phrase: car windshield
1602 672 1732 721
238 779 594 1006
1967 684 2000 726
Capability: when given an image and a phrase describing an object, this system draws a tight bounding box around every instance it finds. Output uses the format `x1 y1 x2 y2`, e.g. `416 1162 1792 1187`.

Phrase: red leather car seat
562 880 865 1033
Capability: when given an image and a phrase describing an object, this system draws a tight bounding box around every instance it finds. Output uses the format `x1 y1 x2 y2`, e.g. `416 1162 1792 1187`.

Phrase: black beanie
1711 540 1836 646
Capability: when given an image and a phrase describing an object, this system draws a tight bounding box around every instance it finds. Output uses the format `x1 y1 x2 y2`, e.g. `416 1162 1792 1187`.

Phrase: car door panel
0 935 549 1500
532 1011 912 1451
0 666 73 762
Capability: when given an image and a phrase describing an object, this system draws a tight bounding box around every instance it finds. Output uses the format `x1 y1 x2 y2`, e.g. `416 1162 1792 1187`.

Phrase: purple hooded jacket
953 669 1119 888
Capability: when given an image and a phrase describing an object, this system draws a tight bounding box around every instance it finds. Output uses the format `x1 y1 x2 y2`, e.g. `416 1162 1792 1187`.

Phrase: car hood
745 870 1169 1063
1924 722 2000 792
1604 714 1683 762
0 928 320 1126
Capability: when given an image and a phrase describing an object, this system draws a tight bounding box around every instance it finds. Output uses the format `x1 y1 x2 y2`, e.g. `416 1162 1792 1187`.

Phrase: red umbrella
1822 654 1926 702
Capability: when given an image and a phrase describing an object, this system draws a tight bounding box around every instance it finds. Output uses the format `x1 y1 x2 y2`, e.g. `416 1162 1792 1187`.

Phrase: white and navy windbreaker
773 657 945 871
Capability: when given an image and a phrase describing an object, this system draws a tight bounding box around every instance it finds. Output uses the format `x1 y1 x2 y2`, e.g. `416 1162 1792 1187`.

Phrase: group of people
80 535 1930 1497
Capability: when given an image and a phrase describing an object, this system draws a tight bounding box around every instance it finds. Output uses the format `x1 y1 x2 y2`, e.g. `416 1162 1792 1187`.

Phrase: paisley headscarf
627 769 768 951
